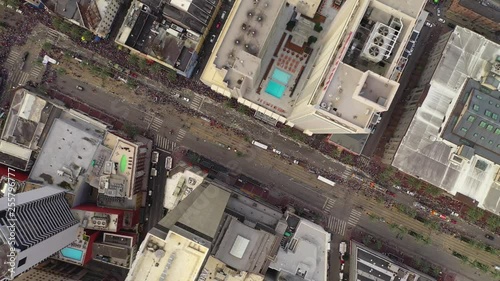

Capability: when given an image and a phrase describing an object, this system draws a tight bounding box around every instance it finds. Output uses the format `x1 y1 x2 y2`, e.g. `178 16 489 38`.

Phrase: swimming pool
271 68 291 85
61 247 83 261
265 80 286 98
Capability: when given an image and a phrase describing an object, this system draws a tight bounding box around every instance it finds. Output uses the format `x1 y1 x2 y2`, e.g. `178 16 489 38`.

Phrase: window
488 140 493 144
495 128 500 135
473 133 478 137
485 110 492 117
461 127 468 132
492 113 498 120
467 115 476 122
486 124 494 131
473 104 480 111
18 257 26 267
479 121 487 128
480 136 485 140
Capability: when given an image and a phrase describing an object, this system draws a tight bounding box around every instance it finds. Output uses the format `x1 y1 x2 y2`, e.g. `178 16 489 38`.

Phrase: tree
424 185 442 197
82 30 93 42
6 0 20 8
314 23 323 32
42 42 53 52
486 215 500 232
58 21 71 33
128 54 139 66
166 69 177 81
123 124 138 139
467 207 485 222
151 62 163 73
307 36 318 45
70 25 82 39
138 58 148 71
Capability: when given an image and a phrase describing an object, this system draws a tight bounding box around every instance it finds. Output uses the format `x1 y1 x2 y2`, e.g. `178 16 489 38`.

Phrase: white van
221 11 227 20
150 168 157 177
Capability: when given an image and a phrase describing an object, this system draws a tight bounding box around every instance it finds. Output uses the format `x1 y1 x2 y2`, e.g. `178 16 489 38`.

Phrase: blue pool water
265 80 286 98
271 68 291 85
61 247 83 261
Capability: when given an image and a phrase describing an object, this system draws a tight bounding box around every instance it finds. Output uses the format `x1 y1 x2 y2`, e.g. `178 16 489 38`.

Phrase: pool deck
246 16 317 116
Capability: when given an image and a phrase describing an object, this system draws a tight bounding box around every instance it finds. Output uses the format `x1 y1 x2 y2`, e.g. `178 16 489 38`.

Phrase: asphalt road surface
51 72 500 281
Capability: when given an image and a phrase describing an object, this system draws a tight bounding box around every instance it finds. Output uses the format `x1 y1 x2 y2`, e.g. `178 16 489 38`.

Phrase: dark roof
446 83 500 160
0 151 30 171
125 11 157 51
329 133 368 154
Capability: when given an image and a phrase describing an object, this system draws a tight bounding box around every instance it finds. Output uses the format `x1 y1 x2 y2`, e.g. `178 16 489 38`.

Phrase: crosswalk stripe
328 217 346 236
322 198 336 212
6 50 20 67
30 65 44 78
176 129 186 142
341 166 352 179
347 209 362 226
190 96 203 110
155 135 177 151
18 72 29 85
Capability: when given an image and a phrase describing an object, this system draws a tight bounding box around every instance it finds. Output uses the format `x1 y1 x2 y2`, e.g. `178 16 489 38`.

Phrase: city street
2 6 500 281
49 67 500 281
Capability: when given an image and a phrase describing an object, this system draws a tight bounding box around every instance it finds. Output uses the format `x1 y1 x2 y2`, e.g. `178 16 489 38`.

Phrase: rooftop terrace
198 256 264 281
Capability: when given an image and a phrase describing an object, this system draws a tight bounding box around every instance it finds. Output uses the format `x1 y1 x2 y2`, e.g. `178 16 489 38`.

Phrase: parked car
438 18 446 24
272 148 282 155
425 21 434 27
216 22 222 29
293 159 299 164
221 11 227 20
76 85 84 91
437 8 441 16
182 96 190 102
406 190 416 196
148 190 152 196
210 34 217 43
485 234 495 240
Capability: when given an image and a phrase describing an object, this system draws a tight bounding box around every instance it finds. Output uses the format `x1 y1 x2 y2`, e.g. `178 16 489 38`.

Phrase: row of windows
460 127 500 147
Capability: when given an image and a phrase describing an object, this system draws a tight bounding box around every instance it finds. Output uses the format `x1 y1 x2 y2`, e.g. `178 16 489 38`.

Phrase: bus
251 140 268 150
317 175 336 187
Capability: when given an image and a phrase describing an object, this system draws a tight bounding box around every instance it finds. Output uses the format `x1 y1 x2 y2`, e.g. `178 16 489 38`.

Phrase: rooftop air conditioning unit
320 102 327 109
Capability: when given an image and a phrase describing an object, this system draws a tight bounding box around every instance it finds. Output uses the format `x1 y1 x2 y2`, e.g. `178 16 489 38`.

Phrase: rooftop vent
378 26 389 36
235 39 241 45
257 15 263 22
373 36 384 46
242 24 247 30
247 11 254 17
368 46 380 56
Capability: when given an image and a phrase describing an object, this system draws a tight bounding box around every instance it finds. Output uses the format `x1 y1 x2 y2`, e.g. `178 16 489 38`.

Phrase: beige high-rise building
201 0 427 135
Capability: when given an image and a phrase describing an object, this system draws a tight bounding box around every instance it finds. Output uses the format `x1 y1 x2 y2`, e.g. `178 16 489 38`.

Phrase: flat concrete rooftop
126 232 208 281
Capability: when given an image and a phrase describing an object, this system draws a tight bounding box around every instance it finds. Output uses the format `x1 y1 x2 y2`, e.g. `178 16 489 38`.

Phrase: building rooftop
198 256 264 281
71 204 124 232
286 0 321 18
212 215 277 273
126 231 209 281
269 214 329 281
92 240 134 268
29 113 105 190
392 26 500 214
202 0 426 134
226 194 282 228
96 133 141 199
116 0 203 76
164 166 206 210
350 241 436 281
54 228 98 266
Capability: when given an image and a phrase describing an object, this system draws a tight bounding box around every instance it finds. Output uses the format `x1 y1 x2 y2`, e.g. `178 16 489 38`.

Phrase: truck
251 140 268 150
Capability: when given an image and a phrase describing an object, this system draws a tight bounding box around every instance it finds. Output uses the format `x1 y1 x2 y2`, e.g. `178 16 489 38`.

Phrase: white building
390 26 500 214
201 0 426 135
